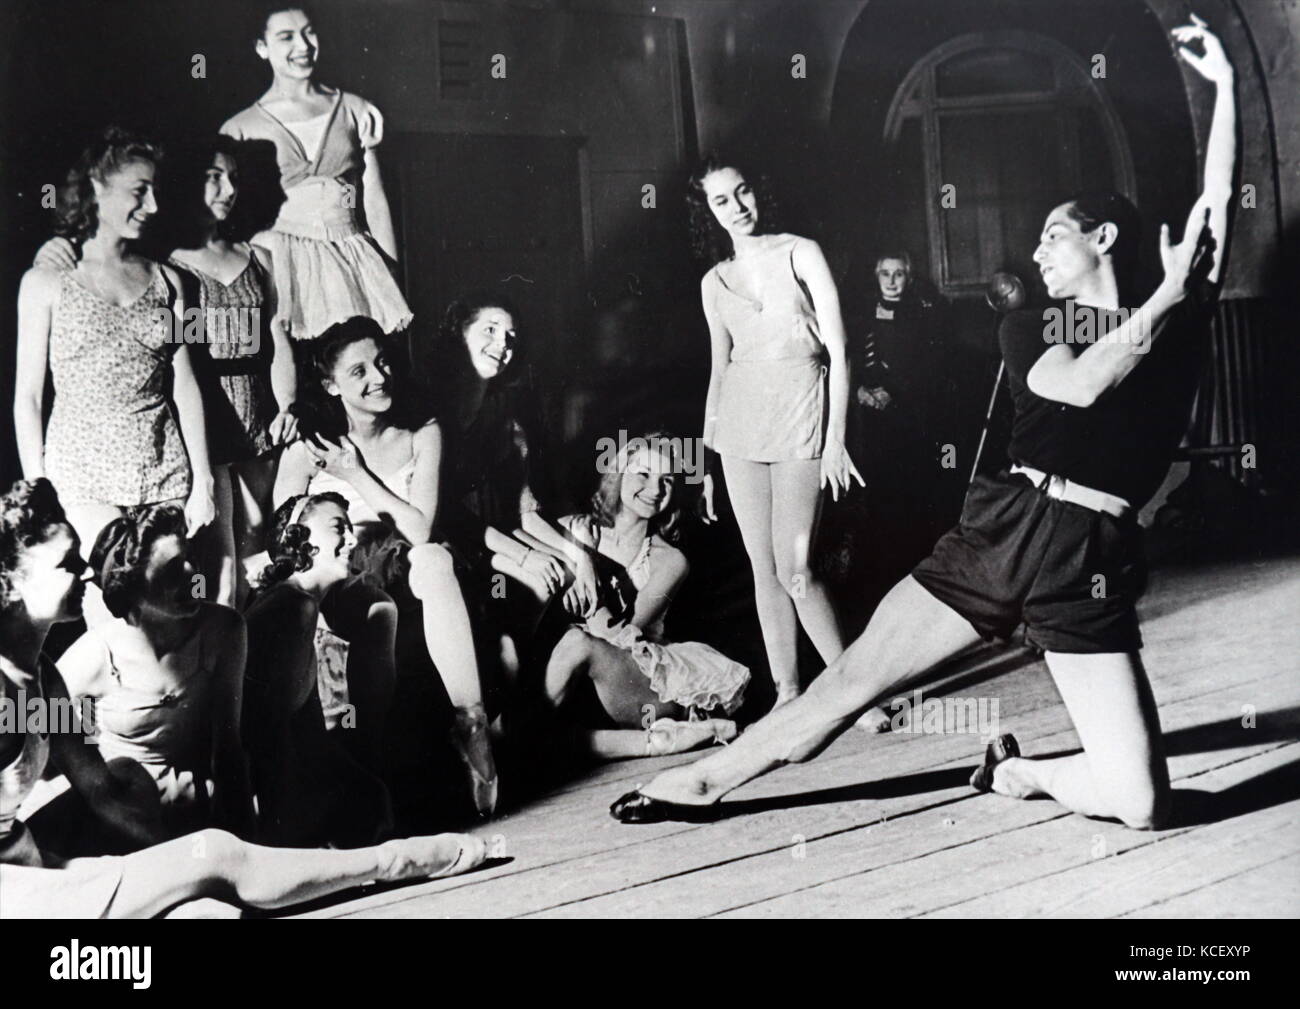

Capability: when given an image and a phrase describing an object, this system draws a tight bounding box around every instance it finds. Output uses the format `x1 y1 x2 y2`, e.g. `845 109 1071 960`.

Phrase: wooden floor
295 552 1300 919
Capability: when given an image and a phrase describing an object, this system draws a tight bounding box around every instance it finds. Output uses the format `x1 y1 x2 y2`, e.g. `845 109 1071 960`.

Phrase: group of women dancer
3 4 1236 916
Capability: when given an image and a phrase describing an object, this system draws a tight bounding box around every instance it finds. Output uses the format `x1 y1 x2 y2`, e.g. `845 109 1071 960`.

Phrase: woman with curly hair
14 129 216 574
274 317 498 817
541 434 749 759
242 492 392 846
54 504 254 840
1 478 486 918
687 155 882 723
33 135 299 609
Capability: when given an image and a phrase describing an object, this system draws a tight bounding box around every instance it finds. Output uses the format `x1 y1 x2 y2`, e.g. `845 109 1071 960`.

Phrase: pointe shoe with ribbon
644 718 737 757
375 833 488 883
450 704 499 819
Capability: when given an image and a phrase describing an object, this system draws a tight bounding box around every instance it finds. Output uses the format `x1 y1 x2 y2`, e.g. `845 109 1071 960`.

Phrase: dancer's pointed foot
853 705 893 733
645 718 737 756
375 833 487 882
451 704 499 819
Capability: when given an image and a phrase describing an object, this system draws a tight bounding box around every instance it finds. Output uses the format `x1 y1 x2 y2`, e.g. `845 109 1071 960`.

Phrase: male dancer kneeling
612 17 1235 831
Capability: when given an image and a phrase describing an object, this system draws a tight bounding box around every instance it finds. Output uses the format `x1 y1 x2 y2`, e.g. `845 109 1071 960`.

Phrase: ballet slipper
609 790 722 824
644 718 737 757
375 833 488 883
451 704 500 819
853 705 893 734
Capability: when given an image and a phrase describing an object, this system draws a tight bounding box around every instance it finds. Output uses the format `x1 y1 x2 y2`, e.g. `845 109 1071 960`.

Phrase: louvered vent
439 19 484 99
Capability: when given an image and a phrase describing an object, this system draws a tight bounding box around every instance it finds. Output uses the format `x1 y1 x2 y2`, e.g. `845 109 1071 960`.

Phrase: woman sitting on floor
542 432 749 758
1 478 485 919
274 316 498 817
54 505 254 841
243 491 394 847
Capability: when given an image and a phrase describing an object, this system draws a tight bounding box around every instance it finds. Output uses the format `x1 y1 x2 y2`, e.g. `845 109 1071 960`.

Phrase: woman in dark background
688 156 887 727
220 4 410 342
244 491 392 847
274 317 496 819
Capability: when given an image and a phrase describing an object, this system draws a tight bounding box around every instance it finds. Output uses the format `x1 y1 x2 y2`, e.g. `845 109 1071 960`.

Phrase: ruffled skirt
607 625 749 715
254 228 413 341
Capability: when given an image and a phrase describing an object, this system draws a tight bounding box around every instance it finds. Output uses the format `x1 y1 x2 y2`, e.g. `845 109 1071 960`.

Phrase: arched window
884 31 1135 297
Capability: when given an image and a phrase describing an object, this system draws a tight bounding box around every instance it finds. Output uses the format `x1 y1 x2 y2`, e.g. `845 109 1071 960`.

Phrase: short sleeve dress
43 266 192 508
220 89 412 341
708 237 828 462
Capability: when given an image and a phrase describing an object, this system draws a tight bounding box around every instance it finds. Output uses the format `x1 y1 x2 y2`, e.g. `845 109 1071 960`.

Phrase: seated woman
433 293 603 680
242 492 393 847
1 478 485 919
55 505 254 840
274 316 498 817
542 433 749 759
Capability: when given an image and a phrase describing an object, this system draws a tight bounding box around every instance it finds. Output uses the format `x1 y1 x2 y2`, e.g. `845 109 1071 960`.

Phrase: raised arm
1174 14 1236 283
13 268 60 479
1027 18 1236 409
273 439 316 507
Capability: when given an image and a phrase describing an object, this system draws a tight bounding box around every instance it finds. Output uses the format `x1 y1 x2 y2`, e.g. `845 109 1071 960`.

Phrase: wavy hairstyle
88 505 187 620
54 127 165 246
293 316 419 442
259 491 350 587
588 430 684 545
686 153 781 267
0 479 71 612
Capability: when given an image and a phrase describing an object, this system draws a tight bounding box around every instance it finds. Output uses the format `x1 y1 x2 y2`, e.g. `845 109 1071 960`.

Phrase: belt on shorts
1009 464 1131 519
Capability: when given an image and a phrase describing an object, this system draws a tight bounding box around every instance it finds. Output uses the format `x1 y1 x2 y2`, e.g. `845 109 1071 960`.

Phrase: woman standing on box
220 4 411 342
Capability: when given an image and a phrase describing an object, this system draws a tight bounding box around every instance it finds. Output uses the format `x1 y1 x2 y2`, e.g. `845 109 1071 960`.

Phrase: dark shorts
911 471 1146 654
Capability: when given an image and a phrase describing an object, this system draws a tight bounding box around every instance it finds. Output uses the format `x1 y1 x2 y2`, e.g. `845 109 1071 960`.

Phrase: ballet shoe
969 733 1020 793
644 718 737 757
609 790 722 824
375 833 488 883
450 704 499 819
853 705 893 734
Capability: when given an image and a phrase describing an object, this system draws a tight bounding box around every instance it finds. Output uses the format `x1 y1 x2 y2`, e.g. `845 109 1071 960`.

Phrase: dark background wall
2 0 1296 499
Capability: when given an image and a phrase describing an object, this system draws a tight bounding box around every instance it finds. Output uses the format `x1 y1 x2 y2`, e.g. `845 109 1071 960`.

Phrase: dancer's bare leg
638 576 981 804
94 829 477 919
212 464 240 608
723 457 800 702
770 459 890 730
408 543 485 710
989 651 1170 829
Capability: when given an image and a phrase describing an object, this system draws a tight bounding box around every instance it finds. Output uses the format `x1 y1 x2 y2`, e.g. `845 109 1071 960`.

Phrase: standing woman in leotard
13 129 216 570
688 156 876 714
220 4 411 342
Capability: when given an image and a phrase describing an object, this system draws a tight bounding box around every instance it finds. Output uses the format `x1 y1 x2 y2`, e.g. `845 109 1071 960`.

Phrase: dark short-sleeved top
999 283 1217 509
